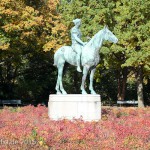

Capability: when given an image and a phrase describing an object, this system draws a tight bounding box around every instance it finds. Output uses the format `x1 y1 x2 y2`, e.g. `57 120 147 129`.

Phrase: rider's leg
75 45 82 72
76 54 82 72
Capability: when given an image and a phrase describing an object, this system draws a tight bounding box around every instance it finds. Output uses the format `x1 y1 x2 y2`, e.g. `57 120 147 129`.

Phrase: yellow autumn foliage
0 0 68 52
0 43 10 50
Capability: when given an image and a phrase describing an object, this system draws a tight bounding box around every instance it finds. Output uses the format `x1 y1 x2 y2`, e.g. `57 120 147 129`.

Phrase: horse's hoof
82 91 88 95
56 91 62 95
62 90 67 94
91 90 97 95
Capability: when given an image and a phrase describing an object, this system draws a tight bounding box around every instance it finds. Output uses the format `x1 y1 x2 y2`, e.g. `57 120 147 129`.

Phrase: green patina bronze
54 19 118 94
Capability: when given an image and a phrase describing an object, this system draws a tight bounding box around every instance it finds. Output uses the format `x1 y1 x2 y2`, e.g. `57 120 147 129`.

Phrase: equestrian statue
53 19 118 94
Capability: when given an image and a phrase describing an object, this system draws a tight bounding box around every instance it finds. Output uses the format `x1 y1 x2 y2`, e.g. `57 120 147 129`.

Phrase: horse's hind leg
89 68 97 94
57 62 67 94
55 74 62 94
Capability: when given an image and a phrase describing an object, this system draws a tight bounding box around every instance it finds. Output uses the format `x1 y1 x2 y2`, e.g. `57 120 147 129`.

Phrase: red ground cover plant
0 105 149 150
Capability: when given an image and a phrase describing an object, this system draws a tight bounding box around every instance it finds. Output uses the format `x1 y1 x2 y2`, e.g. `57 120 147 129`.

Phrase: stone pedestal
48 94 101 121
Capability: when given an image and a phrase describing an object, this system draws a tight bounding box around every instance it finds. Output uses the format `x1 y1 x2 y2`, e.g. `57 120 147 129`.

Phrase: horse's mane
87 29 103 47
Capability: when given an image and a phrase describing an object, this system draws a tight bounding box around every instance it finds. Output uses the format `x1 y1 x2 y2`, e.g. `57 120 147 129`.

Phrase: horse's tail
53 52 57 66
53 47 65 66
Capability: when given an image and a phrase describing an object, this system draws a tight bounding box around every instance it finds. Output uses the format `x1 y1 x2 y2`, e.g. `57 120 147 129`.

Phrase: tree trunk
117 70 122 100
117 68 127 101
136 66 145 107
121 67 127 100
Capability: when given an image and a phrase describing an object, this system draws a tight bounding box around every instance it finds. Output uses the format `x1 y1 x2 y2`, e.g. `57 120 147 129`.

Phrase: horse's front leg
80 66 89 94
89 68 97 94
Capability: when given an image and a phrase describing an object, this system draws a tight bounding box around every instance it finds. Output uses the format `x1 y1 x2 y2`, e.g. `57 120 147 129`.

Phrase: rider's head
73 19 81 27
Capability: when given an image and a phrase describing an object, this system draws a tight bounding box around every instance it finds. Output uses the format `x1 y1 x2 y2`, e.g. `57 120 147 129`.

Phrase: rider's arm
74 34 85 46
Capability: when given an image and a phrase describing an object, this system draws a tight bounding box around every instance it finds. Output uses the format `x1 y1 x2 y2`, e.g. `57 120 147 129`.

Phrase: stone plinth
48 94 101 121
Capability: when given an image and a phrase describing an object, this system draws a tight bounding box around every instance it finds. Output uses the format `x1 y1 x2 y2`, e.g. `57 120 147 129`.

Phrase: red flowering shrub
0 105 149 150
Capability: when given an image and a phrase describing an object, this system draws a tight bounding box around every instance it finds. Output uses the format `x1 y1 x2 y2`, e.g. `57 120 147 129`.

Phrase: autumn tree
0 0 67 101
113 0 150 107
0 0 149 106
59 0 150 107
58 0 128 100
